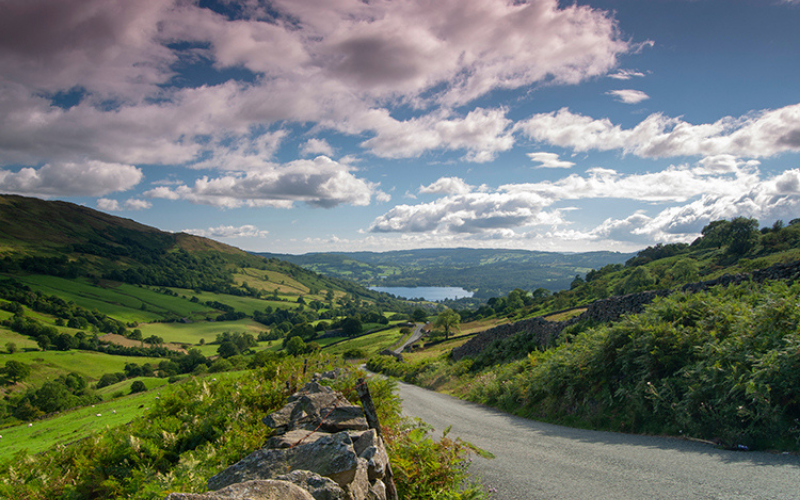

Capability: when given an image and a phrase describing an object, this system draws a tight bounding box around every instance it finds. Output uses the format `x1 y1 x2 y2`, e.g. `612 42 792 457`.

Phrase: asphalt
396 380 800 500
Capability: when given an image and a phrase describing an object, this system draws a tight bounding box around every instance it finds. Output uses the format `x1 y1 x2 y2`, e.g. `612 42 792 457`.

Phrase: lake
370 286 474 301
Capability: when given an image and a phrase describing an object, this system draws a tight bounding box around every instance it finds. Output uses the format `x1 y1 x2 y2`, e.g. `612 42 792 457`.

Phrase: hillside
258 248 634 298
369 216 800 451
0 194 413 429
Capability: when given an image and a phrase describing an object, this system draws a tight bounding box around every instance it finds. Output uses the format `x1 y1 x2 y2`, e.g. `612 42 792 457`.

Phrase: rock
366 480 386 500
343 459 369 500
165 479 314 500
275 470 346 500
320 406 368 433
263 382 367 434
262 400 299 431
207 432 362 491
351 430 389 480
265 430 331 449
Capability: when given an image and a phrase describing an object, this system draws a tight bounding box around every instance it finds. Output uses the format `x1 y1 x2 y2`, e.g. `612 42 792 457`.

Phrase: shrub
130 380 147 394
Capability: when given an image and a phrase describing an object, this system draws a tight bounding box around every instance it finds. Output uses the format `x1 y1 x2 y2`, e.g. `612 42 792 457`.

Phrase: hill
0 194 413 427
257 248 634 299
368 216 800 451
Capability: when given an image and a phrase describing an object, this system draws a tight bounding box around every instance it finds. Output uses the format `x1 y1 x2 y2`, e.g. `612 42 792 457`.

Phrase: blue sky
1 0 799 254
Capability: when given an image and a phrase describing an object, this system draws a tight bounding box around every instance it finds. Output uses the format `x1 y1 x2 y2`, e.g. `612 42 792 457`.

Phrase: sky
1 0 799 255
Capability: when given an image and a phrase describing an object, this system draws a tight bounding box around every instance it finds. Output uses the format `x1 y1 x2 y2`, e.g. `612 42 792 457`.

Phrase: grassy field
94 376 173 398
3 350 164 385
136 318 266 346
0 371 250 462
16 276 167 322
324 327 405 357
234 268 309 295
0 329 39 352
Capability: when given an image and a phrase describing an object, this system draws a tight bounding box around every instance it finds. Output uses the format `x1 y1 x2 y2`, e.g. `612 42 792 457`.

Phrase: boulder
343 459 369 500
165 479 314 500
207 432 363 492
263 382 367 434
265 430 331 449
275 470 346 500
366 480 386 500
351 430 389 480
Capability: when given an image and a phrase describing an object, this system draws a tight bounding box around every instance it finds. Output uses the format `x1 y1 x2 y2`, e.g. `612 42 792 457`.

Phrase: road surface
392 323 424 354
396 380 800 500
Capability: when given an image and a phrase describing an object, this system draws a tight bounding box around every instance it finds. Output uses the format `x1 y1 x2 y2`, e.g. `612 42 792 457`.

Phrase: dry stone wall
166 374 390 500
452 259 800 361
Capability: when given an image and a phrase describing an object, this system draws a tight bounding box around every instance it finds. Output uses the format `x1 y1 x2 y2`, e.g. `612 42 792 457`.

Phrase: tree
217 341 239 358
130 380 147 394
433 309 461 340
341 317 363 337
727 217 759 256
37 335 51 351
411 308 428 323
286 336 307 356
5 342 17 354
3 360 31 383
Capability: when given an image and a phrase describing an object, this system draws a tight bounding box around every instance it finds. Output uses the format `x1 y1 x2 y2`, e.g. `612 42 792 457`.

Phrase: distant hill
0 194 396 305
256 248 635 298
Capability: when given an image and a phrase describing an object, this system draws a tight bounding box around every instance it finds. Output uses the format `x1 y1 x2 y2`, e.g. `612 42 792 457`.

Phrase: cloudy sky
1 0 799 254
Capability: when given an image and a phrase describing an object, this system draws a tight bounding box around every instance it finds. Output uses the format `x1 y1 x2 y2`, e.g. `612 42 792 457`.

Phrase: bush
130 380 147 394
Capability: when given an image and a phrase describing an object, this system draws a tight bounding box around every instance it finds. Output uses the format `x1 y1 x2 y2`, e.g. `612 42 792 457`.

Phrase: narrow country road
396 380 800 500
392 322 424 354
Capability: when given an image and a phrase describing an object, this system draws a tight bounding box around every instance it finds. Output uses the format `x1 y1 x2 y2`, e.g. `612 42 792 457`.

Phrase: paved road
396 380 800 500
392 323 424 354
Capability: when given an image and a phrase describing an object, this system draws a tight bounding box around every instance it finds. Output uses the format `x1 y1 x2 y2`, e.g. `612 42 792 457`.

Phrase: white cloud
97 199 121 212
420 177 474 195
183 224 269 239
97 197 152 212
606 89 650 104
608 69 645 80
0 0 631 169
527 152 575 169
517 103 800 159
0 160 142 197
144 156 379 209
123 198 152 211
301 138 335 157
369 191 560 234
354 107 515 162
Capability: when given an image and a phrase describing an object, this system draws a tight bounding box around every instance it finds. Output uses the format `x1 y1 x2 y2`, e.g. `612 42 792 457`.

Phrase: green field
136 318 266 346
94 376 173 398
4 350 164 384
15 276 216 323
0 372 246 462
324 327 405 357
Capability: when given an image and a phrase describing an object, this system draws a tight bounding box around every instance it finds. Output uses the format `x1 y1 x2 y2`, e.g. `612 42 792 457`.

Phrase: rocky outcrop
166 480 315 500
173 380 390 500
452 259 800 361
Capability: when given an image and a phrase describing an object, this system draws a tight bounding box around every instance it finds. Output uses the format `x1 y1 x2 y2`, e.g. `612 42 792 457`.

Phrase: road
392 322 424 354
396 380 800 500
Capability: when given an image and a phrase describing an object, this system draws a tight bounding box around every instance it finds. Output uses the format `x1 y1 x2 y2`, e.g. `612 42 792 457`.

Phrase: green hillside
369 216 800 451
0 195 412 429
258 248 634 299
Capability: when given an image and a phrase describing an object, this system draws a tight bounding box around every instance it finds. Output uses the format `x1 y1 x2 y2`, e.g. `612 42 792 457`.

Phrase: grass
543 308 587 322
3 350 164 385
0 378 184 461
234 268 309 295
95 376 173 398
324 327 405 357
15 276 218 323
136 318 266 346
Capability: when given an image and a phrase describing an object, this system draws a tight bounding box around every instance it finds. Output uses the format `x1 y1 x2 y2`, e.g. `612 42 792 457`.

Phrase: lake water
370 286 474 301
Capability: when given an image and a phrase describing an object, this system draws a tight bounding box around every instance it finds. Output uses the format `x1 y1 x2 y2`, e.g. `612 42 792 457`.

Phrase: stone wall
166 374 390 500
452 259 800 361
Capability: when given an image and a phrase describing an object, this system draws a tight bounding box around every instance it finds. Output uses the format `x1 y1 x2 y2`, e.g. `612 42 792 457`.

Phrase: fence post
356 378 398 500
